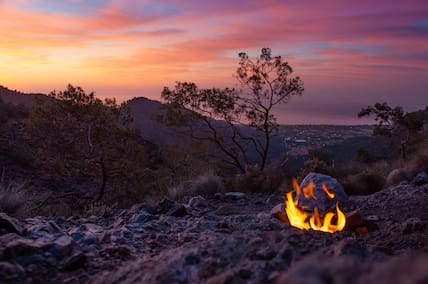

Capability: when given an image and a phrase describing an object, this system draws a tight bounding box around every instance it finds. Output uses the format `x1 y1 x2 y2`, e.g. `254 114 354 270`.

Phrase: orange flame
322 184 335 199
284 178 346 233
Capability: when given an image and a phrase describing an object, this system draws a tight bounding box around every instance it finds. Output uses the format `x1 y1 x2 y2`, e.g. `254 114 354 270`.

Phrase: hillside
0 85 47 107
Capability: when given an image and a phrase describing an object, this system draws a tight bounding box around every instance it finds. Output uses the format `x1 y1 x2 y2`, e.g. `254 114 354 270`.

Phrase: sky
0 0 427 124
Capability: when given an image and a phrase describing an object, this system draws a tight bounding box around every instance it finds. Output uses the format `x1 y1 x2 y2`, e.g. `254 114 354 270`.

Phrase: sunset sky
1 0 427 124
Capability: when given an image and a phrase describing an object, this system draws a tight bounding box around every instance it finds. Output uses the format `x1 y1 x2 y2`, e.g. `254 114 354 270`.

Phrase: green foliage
162 48 304 173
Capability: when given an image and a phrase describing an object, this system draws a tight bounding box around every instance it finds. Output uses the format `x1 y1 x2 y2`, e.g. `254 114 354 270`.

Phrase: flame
322 184 335 199
283 178 346 233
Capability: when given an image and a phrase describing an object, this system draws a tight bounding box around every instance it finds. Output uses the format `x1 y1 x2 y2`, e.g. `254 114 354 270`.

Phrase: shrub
343 171 386 195
232 165 284 193
81 201 117 218
298 158 332 181
190 170 225 195
34 201 73 217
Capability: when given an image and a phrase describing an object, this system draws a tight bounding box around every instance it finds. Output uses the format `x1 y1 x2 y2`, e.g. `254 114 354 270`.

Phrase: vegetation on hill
1 72 427 218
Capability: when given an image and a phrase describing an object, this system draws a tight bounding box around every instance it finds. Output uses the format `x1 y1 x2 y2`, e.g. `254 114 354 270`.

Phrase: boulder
0 213 23 235
297 172 348 212
412 172 428 186
386 169 408 186
188 196 208 209
23 218 61 237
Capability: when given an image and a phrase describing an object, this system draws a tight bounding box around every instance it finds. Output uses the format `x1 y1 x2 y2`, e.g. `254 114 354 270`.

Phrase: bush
190 171 225 195
34 201 73 217
0 180 27 215
232 165 284 193
81 201 117 218
343 171 386 195
298 158 332 181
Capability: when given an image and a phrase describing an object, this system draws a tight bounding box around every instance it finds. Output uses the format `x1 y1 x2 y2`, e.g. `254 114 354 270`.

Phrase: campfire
278 178 347 233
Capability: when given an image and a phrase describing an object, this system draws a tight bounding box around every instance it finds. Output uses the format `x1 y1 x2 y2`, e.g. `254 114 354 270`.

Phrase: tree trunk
96 156 107 202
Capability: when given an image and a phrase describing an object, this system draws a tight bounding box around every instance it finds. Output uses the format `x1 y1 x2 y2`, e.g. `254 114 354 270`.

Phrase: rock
224 192 246 201
214 192 225 201
270 203 285 217
298 172 348 212
188 196 208 209
270 203 290 224
131 212 158 224
386 168 408 186
168 204 188 217
254 247 276 260
49 236 75 259
412 172 428 186
157 199 175 214
0 261 26 281
62 252 86 270
1 236 49 260
402 217 425 234
23 218 61 237
0 213 23 235
345 210 364 231
69 223 105 244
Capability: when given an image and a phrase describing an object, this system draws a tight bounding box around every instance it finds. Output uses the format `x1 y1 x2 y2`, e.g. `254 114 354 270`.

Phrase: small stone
188 196 208 209
169 204 188 217
254 247 276 260
270 203 285 217
271 203 289 224
412 172 428 186
0 261 26 281
2 237 49 260
224 192 246 201
50 236 75 259
216 221 229 229
214 192 225 201
132 212 158 224
366 215 379 221
0 213 23 235
402 217 425 234
62 252 86 270
345 210 365 231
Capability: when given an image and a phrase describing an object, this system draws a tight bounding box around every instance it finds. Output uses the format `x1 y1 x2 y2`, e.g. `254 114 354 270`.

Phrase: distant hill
0 85 47 107
127 96 185 146
0 85 187 147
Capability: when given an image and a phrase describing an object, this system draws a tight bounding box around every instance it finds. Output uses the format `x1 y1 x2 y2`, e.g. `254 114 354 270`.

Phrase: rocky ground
1 173 428 284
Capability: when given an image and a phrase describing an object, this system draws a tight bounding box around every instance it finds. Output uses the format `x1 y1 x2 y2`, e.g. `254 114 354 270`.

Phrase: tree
358 102 424 159
29 84 134 201
162 48 304 173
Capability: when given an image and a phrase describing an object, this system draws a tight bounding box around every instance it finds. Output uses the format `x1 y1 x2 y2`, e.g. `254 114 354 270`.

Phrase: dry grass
0 178 27 215
190 170 225 195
